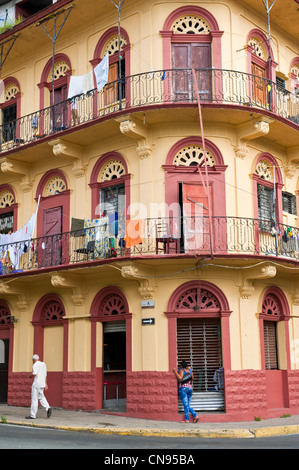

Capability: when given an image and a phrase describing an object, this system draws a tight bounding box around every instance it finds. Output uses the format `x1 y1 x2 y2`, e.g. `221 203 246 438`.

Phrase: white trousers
30 385 50 418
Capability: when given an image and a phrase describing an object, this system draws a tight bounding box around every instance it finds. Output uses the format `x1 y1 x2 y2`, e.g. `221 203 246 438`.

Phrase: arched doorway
160 6 223 102
163 137 227 255
90 287 132 410
166 281 232 413
35 170 70 268
32 294 67 407
91 27 131 109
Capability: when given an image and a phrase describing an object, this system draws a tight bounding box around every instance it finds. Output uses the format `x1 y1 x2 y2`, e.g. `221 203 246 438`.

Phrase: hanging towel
68 70 94 99
94 53 109 92
125 219 145 248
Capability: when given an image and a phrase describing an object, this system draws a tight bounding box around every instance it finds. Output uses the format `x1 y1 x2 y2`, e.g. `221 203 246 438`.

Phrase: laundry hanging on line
94 52 109 92
125 219 145 248
67 52 109 99
67 70 94 100
0 211 37 269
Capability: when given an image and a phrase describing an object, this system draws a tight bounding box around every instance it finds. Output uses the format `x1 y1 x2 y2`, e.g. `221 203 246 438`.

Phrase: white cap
32 354 39 361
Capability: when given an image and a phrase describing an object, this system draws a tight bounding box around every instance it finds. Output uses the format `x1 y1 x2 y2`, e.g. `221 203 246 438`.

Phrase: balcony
0 216 298 276
1 68 298 153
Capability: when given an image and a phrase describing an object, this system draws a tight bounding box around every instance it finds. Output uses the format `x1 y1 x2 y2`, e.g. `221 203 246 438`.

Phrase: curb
3 419 299 439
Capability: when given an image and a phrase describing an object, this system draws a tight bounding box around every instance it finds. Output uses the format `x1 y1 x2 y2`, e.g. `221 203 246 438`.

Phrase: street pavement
1 404 299 438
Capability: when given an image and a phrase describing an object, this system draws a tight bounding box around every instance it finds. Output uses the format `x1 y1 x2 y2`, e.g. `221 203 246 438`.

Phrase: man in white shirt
26 354 52 419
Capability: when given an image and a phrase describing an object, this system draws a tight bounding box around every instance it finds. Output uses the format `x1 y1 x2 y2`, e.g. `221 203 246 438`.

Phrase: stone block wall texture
224 369 268 416
62 371 98 410
126 371 178 417
8 372 31 407
287 370 299 408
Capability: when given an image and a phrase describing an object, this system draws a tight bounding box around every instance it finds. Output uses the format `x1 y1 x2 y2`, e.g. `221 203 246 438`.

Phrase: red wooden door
105 62 118 106
42 207 62 267
252 63 266 107
172 43 211 101
182 182 211 252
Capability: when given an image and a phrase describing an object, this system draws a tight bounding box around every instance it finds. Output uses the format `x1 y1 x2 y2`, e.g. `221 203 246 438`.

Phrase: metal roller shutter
177 318 224 411
103 321 126 333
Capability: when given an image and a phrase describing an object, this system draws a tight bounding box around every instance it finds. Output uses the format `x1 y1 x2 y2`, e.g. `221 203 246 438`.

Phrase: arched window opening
1 79 21 145
259 287 291 375
0 187 16 235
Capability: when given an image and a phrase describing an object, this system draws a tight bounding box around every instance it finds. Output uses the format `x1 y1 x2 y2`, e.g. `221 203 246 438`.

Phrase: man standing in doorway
26 354 52 419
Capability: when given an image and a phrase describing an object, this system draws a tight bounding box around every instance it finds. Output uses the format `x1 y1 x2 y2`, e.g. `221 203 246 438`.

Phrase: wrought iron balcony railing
0 216 298 275
1 68 298 152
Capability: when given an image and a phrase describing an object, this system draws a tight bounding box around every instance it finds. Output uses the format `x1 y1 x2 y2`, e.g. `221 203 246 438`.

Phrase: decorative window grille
248 38 266 60
103 35 127 56
41 300 64 322
43 176 66 196
0 191 14 208
255 159 273 181
0 304 12 325
175 287 220 310
4 84 19 101
173 146 216 167
99 160 125 181
47 61 70 81
100 294 127 317
171 15 211 34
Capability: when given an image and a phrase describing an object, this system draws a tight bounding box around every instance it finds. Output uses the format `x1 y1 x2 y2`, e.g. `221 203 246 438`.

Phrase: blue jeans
179 387 197 421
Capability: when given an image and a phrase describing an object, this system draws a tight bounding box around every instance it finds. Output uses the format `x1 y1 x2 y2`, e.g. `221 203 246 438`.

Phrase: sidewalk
1 405 299 438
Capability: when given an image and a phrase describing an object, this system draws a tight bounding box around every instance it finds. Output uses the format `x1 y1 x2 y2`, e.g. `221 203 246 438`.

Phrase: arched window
259 287 291 372
0 185 17 234
35 170 70 267
91 27 131 107
247 29 277 108
163 137 227 254
252 153 283 229
39 54 71 109
1 78 21 144
160 6 223 101
90 152 130 239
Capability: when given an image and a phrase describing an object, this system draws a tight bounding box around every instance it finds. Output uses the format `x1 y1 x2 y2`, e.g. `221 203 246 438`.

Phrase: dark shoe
47 407 52 418
193 416 199 423
26 416 35 419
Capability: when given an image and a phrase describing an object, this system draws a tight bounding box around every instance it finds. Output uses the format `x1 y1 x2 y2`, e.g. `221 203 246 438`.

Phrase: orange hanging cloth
125 219 145 248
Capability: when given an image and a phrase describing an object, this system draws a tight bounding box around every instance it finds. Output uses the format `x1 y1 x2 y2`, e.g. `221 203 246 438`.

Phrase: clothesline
68 53 109 100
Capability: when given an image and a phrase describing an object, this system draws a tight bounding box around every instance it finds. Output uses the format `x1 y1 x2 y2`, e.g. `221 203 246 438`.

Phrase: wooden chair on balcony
155 222 179 255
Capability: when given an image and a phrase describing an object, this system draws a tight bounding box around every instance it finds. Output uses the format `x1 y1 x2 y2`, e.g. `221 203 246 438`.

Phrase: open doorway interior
103 321 126 409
